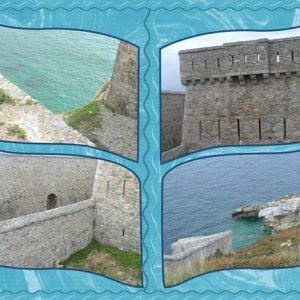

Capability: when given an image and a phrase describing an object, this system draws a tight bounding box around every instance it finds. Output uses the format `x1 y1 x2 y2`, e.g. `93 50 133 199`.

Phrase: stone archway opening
47 193 58 210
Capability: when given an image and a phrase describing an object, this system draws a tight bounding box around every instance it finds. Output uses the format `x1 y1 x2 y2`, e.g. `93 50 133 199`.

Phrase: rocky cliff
232 194 300 232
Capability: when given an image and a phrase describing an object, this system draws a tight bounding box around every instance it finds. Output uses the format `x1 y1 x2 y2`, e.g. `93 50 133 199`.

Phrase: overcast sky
161 28 300 91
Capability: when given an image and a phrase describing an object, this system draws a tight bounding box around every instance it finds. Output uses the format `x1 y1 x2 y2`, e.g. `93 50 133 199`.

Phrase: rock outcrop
232 194 300 233
232 204 260 219
259 195 300 232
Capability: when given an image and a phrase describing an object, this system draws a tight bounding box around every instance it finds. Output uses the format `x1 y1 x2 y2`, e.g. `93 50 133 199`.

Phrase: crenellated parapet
179 37 300 86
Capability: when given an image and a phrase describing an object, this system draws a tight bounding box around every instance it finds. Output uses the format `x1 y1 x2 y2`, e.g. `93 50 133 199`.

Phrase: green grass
63 239 141 285
65 100 102 130
165 225 300 286
7 124 27 139
0 88 16 105
64 99 108 148
25 98 38 105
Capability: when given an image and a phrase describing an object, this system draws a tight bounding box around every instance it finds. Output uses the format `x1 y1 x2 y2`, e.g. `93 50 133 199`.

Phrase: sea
163 152 300 254
0 26 119 113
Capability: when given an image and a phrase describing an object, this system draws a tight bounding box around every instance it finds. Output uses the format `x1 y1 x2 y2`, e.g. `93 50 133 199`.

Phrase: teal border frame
1 1 300 299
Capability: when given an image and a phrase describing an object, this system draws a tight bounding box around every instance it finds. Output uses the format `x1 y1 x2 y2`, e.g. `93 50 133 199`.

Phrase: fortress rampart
162 91 185 151
0 153 140 268
163 36 300 160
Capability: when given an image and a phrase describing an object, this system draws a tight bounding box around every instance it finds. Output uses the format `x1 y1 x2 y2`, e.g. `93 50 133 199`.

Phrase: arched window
277 52 280 63
47 193 58 210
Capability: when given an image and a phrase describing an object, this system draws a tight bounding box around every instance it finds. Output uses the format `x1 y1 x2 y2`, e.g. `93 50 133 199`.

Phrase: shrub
7 124 27 139
0 89 16 105
25 98 38 105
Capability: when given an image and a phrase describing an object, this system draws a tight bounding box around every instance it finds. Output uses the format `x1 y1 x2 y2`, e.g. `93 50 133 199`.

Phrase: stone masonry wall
161 91 185 152
0 153 97 221
0 199 94 268
93 160 140 253
105 42 138 119
164 36 300 159
164 231 233 276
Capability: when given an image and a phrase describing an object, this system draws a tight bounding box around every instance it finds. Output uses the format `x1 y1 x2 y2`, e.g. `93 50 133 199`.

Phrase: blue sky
161 28 300 91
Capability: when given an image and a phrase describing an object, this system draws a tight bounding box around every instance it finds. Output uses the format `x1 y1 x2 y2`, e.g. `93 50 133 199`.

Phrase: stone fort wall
93 160 140 253
0 153 97 222
0 153 140 267
162 36 300 160
0 199 94 268
161 91 185 152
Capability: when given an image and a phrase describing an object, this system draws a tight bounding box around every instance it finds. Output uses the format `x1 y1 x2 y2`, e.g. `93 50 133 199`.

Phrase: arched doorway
47 193 58 210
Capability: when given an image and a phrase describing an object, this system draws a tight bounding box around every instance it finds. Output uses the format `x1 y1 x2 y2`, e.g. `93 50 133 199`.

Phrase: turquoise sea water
163 152 300 254
0 27 119 113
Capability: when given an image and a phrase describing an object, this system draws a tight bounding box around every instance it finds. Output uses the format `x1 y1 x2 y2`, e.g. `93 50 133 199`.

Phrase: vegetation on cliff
63 239 141 285
165 225 300 286
7 124 26 139
0 88 15 105
64 81 109 149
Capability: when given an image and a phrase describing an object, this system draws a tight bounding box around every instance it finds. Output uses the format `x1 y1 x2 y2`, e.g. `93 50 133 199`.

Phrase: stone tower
174 36 300 157
105 41 138 119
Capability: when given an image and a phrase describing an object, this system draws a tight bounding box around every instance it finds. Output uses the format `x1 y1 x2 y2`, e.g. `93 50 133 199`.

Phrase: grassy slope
63 239 141 286
63 81 112 149
165 225 300 286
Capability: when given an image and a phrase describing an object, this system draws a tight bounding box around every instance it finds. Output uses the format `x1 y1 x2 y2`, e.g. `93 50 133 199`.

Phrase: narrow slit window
231 55 234 65
106 180 110 196
291 51 294 62
192 60 194 70
204 59 207 70
244 54 248 63
122 180 126 198
259 119 262 140
237 119 240 141
199 120 202 141
283 118 287 140
217 58 220 68
257 53 260 62
122 230 125 237
218 120 221 141
277 52 280 63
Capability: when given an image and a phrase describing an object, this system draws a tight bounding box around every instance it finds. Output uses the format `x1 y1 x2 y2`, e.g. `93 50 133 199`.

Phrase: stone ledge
164 230 233 261
0 198 95 234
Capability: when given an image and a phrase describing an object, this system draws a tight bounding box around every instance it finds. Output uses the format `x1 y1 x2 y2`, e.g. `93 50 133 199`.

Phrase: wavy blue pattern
0 1 300 11
0 1 300 299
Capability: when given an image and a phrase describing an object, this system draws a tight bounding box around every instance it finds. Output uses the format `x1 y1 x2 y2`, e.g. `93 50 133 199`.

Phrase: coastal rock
258 195 300 232
232 204 260 219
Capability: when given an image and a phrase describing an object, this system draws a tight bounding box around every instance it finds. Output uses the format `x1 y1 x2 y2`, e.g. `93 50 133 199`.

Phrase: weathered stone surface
0 74 94 145
0 154 141 267
163 36 300 160
232 204 260 219
161 91 185 151
93 160 140 253
164 231 233 274
258 194 300 232
0 199 94 268
0 153 97 222
104 42 138 119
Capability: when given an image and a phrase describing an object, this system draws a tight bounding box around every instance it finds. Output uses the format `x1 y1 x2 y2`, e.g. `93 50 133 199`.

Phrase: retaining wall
0 199 94 268
164 231 233 275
